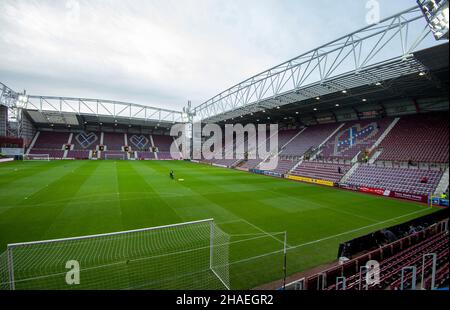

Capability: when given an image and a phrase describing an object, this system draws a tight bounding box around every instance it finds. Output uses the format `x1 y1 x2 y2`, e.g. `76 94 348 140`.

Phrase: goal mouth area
23 154 50 161
104 154 127 160
2 219 231 291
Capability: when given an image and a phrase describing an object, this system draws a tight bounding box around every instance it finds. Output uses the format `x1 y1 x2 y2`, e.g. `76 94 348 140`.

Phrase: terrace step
434 167 450 196
280 127 307 151
369 149 383 164
340 162 360 184
369 117 400 153
310 123 346 160
26 131 40 155
288 158 304 174
150 135 158 159
64 133 73 159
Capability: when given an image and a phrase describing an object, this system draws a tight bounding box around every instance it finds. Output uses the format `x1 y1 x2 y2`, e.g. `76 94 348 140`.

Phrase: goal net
23 154 50 161
104 153 126 160
0 219 230 290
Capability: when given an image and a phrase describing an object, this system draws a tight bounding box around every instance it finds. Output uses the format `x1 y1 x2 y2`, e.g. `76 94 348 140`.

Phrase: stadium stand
153 134 173 152
239 159 264 170
319 118 393 161
101 132 128 159
72 132 100 150
262 159 298 175
128 134 151 151
28 131 68 159
158 151 181 160
100 150 127 160
280 123 340 157
344 165 444 196
67 131 101 159
152 134 183 160
103 132 125 150
66 150 90 160
376 112 449 164
28 148 65 159
304 221 449 290
137 151 155 160
290 161 351 183
277 129 303 151
33 131 69 149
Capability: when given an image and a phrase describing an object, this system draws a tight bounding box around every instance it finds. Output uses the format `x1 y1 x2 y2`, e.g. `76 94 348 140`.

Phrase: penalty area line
239 218 291 247
226 207 433 267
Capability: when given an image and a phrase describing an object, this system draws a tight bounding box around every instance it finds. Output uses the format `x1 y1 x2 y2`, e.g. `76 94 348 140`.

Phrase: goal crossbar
104 153 126 160
23 154 50 161
4 218 230 290
7 218 214 248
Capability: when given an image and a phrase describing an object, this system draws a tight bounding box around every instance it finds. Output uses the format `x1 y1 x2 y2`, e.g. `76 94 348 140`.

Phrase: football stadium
0 1 449 293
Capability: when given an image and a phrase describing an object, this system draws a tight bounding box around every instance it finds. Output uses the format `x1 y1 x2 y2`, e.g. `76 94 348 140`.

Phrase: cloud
0 0 432 111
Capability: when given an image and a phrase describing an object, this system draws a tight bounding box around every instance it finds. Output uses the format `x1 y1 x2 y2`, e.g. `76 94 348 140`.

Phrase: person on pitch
170 170 174 180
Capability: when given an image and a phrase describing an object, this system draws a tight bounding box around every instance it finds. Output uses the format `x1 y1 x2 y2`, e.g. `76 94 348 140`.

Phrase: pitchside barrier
430 196 449 208
339 184 433 204
285 175 335 187
337 210 449 259
0 219 231 290
249 169 283 178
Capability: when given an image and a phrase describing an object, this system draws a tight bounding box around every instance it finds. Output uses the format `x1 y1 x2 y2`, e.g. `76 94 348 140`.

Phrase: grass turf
0 160 439 289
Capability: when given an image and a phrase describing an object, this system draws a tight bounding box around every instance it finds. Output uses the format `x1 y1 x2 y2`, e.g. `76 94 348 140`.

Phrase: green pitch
0 160 438 289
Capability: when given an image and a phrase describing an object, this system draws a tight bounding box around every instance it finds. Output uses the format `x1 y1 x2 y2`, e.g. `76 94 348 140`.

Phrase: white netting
23 154 50 161
211 223 230 289
104 154 126 160
0 251 9 290
1 219 230 290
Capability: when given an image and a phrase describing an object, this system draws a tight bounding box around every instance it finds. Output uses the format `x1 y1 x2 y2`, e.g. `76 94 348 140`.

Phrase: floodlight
18 94 28 103
418 0 449 40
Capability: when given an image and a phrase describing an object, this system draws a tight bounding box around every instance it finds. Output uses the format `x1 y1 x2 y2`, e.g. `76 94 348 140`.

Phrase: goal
0 219 230 290
23 154 50 161
104 153 126 160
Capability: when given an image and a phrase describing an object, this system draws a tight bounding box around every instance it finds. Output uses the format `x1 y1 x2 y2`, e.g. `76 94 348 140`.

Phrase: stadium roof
1 4 448 129
0 83 186 128
19 96 186 129
192 5 448 123
0 82 17 109
228 43 449 125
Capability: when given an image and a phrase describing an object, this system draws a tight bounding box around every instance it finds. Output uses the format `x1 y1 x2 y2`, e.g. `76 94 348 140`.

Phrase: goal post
1 219 230 290
23 154 50 161
104 153 126 160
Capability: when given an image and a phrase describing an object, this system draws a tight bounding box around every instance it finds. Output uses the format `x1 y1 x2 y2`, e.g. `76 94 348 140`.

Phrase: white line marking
322 205 379 223
240 218 290 247
215 219 243 226
227 208 432 266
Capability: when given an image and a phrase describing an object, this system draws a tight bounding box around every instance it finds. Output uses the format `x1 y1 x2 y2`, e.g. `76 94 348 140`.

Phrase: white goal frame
104 153 126 160
23 154 50 161
5 218 230 290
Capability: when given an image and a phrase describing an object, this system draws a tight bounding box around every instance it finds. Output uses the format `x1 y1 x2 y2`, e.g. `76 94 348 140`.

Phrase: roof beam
192 5 436 123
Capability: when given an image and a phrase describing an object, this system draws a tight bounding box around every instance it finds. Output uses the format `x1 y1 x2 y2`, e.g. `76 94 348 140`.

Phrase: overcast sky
0 0 431 111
